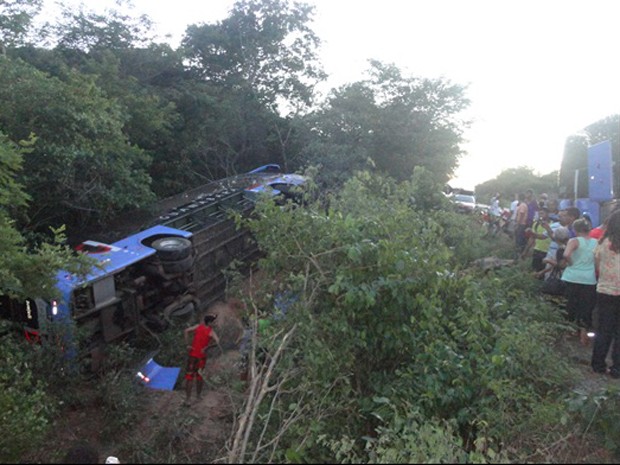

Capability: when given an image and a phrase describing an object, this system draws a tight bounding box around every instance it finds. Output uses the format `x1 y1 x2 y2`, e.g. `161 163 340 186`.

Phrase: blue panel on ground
137 358 181 391
588 140 614 201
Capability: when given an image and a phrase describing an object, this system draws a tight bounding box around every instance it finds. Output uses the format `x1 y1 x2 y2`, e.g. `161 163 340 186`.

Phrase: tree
0 0 42 53
182 0 325 111
475 166 558 206
0 134 95 465
0 57 154 230
0 132 90 299
49 0 154 53
304 61 470 185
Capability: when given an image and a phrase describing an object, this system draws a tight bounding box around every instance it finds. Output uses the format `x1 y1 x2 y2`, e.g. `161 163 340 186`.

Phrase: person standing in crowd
564 207 581 238
536 226 570 280
510 194 519 222
535 220 567 280
515 193 529 259
590 206 620 240
591 219 607 240
184 314 220 405
547 198 560 222
538 193 549 209
525 189 539 227
529 207 552 272
591 211 620 377
562 219 598 345
488 192 502 235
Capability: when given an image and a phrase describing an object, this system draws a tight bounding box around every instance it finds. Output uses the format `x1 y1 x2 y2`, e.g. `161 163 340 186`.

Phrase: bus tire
152 237 192 261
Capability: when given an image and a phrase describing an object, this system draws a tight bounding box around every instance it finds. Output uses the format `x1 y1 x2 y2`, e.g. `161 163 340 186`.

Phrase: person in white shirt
490 193 501 218
486 193 502 235
510 194 519 221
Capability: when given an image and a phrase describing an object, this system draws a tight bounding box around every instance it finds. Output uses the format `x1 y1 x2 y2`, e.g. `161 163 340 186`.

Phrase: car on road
451 194 477 214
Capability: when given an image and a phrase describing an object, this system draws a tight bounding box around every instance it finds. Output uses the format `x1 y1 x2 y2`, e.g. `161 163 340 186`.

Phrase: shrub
236 171 574 462
0 324 56 463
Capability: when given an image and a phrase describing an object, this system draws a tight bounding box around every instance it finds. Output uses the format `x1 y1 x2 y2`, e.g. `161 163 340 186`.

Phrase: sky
45 0 620 189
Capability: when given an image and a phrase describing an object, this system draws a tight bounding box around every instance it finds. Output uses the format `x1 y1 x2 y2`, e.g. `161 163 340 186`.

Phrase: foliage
0 57 155 229
97 342 144 437
304 60 470 185
49 0 155 52
0 132 92 298
182 0 325 111
322 399 507 464
0 322 56 463
237 172 573 462
0 0 42 50
568 384 620 459
475 166 558 206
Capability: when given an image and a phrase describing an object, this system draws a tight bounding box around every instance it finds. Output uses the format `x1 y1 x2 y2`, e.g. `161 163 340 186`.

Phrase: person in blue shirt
562 219 598 345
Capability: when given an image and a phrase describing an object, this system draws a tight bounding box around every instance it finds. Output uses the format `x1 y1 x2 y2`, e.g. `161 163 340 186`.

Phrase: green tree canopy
0 0 42 52
303 60 470 185
0 132 90 298
475 166 558 206
182 0 325 111
0 57 154 230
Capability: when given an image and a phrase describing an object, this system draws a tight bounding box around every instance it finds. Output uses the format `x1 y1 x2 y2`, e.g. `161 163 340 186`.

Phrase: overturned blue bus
0 165 307 367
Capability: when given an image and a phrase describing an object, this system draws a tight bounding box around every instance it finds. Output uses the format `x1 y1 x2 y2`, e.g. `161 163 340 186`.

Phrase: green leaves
0 57 155 227
0 132 94 299
0 327 56 463
183 0 325 110
304 60 470 184
240 171 576 462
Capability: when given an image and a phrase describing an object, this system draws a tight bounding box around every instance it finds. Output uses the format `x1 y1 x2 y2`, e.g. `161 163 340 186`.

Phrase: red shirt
189 324 212 358
590 227 604 240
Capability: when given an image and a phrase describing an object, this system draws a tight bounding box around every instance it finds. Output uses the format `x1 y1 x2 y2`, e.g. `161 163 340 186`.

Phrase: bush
569 385 620 459
0 324 56 463
237 171 575 462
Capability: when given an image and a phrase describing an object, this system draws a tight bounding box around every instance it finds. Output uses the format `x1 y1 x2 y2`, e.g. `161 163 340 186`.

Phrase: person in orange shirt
184 314 220 405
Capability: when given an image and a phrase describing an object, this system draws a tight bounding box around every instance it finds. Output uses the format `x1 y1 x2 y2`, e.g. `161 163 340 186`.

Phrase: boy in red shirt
184 314 220 405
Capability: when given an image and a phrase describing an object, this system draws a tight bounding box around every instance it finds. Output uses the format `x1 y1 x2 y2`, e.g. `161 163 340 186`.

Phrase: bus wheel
152 237 192 261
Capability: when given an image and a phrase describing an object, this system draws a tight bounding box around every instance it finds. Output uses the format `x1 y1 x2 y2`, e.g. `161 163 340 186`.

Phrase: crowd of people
507 190 620 378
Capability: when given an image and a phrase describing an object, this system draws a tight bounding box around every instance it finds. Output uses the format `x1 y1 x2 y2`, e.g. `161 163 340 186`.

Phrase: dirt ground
21 299 248 464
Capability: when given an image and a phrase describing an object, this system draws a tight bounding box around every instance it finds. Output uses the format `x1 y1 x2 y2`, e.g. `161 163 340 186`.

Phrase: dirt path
19 299 248 464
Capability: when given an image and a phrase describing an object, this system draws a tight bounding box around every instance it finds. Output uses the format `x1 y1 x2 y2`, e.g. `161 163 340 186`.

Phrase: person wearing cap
184 314 220 405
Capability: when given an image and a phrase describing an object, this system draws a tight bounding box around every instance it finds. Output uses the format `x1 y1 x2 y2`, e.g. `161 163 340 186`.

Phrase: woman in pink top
592 211 620 377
